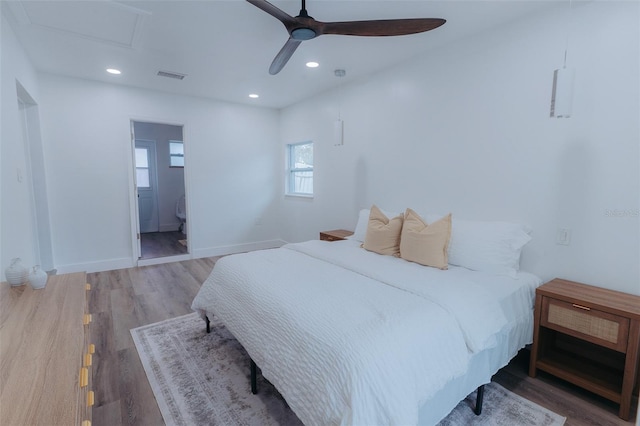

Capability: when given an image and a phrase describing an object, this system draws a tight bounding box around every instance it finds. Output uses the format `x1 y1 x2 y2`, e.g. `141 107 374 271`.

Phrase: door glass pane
136 168 150 188
135 148 148 168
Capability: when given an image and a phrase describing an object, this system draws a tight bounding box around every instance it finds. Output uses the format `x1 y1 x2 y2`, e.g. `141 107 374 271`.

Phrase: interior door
135 140 159 233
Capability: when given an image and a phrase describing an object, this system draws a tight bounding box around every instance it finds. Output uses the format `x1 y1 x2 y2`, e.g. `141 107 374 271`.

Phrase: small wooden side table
319 229 353 242
529 278 640 420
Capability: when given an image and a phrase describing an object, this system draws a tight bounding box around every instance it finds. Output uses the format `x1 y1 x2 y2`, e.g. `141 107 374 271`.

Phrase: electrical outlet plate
556 228 571 245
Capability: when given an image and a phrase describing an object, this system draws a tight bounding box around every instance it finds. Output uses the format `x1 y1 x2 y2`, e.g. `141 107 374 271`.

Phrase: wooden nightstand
319 229 353 242
529 278 640 420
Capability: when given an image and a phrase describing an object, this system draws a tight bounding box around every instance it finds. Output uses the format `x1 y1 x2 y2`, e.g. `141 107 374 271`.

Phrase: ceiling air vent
157 70 186 80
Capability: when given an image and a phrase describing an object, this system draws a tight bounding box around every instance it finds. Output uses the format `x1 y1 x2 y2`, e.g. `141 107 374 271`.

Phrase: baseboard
137 254 192 267
192 239 287 259
52 240 287 275
54 257 136 275
159 223 181 232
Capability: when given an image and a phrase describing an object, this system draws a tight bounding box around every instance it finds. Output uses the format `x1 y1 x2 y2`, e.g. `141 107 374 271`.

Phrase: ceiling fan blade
246 0 297 26
249 0 446 75
320 18 446 37
269 38 302 75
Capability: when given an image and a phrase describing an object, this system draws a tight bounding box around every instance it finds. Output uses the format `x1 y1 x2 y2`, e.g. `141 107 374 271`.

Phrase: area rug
131 313 566 426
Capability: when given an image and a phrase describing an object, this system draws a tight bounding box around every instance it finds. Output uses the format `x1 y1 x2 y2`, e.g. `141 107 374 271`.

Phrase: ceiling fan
246 0 446 75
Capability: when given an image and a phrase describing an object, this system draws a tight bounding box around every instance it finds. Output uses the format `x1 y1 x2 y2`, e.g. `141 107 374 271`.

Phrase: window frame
286 141 313 197
169 140 184 168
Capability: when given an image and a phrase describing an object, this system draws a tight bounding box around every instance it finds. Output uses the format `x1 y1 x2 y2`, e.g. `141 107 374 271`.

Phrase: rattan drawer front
541 297 630 352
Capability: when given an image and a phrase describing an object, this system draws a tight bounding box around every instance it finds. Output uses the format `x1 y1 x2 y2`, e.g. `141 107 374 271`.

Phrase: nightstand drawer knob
572 303 590 311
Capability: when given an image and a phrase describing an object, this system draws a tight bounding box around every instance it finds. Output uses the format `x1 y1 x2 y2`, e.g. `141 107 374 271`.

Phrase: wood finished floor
88 260 638 426
140 231 187 260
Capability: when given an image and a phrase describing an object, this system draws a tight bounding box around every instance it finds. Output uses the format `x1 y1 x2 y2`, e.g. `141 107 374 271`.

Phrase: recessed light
249 93 259 99
106 68 121 75
306 62 319 68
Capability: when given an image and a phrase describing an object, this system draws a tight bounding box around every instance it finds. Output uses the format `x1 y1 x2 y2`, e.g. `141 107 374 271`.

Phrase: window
287 141 313 196
135 147 150 188
169 140 184 167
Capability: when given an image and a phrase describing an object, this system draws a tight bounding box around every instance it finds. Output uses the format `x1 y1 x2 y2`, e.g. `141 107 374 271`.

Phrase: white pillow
350 207 400 242
427 214 531 277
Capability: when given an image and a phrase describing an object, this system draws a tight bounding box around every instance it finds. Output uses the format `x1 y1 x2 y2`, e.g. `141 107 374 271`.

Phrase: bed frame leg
205 315 210 333
250 359 258 394
474 385 485 415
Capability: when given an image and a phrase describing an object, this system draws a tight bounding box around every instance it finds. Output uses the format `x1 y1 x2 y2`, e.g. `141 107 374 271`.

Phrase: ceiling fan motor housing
291 27 316 40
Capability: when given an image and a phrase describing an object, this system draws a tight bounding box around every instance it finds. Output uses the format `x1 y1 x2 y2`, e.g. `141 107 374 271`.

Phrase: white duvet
288 240 509 353
191 241 526 425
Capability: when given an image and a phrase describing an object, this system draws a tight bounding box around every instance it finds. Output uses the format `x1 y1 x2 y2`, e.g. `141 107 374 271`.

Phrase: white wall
0 13 42 279
133 121 185 232
279 1 640 295
3 2 638 293
38 73 281 273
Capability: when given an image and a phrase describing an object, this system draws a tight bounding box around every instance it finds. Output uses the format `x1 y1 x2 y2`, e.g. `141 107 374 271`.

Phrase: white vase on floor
29 265 48 290
5 258 29 286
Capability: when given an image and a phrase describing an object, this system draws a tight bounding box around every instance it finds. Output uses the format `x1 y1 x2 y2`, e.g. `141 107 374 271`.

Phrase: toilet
176 194 187 235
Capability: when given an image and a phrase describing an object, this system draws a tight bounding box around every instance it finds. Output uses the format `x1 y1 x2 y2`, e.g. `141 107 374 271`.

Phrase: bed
191 209 541 425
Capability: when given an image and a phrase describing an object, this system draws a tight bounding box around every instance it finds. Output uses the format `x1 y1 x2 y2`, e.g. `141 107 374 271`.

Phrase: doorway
16 82 54 272
131 121 188 261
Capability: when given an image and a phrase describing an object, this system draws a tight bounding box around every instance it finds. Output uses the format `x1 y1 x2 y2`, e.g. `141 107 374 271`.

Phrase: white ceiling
3 0 561 109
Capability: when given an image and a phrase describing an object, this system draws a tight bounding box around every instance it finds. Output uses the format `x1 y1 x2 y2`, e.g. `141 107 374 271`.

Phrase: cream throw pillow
362 205 404 256
400 209 452 269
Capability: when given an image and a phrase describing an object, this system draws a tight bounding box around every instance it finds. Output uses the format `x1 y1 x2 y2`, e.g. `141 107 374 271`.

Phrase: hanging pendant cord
563 0 572 68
